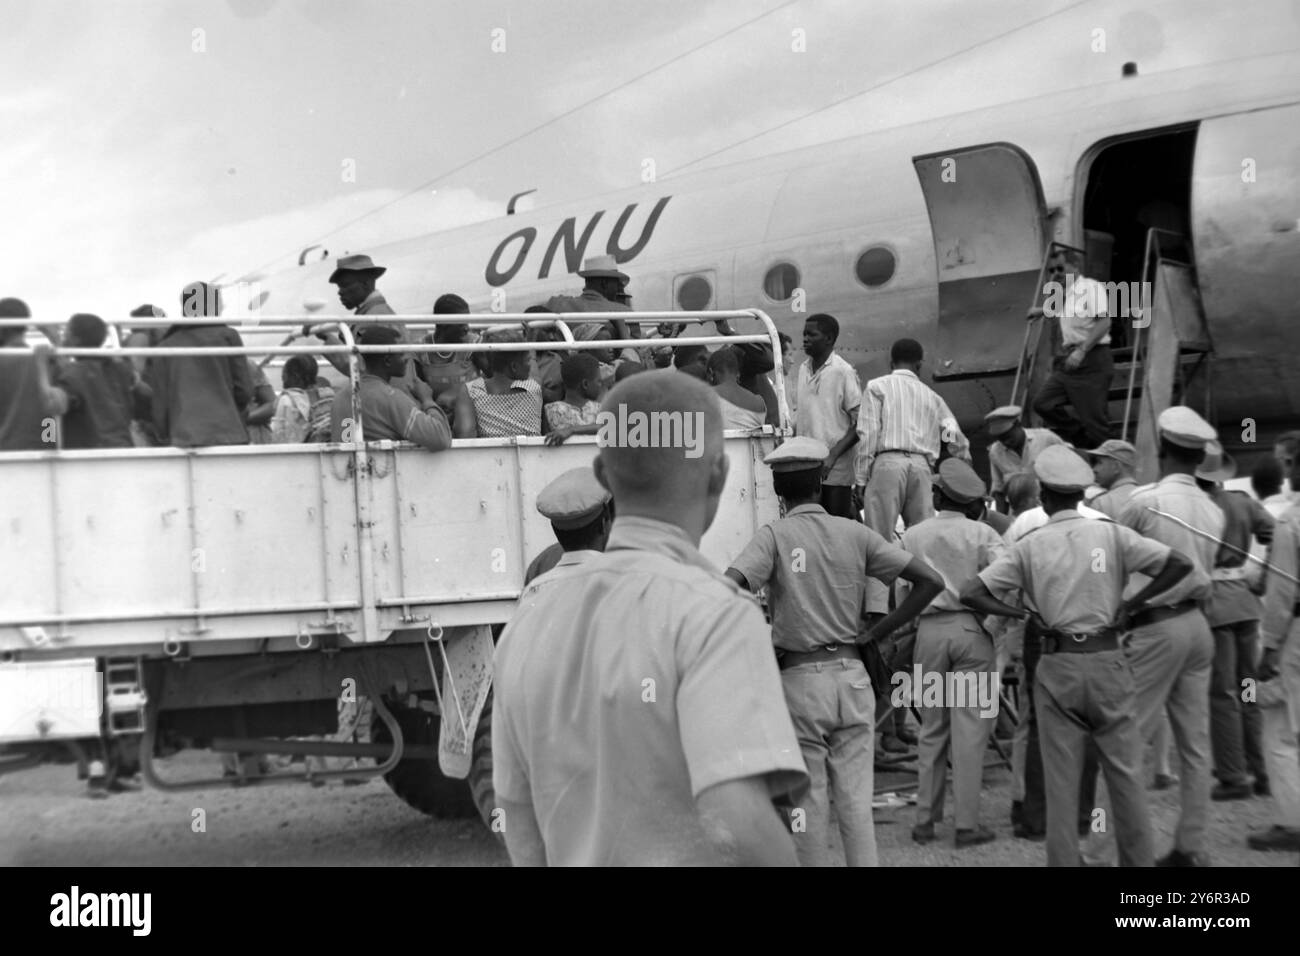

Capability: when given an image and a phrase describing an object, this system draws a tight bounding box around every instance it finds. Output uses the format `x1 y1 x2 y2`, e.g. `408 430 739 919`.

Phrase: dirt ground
2 748 1296 867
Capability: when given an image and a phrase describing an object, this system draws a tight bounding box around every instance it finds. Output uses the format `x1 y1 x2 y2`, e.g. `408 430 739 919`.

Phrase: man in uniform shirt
493 371 807 866
985 406 1063 513
962 445 1194 866
1084 439 1139 520
1252 431 1300 851
1118 405 1225 866
854 338 970 616
1193 442 1273 801
523 466 612 585
328 326 452 451
1030 252 1114 448
793 313 861 520
900 459 1004 848
726 437 944 866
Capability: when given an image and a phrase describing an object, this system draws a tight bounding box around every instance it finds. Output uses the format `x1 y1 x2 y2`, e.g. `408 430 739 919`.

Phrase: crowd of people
495 281 1300 867
0 253 790 455
5 248 1299 869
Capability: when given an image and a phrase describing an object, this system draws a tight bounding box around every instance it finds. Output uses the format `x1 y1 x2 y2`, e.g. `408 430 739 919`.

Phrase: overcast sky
2 0 1293 323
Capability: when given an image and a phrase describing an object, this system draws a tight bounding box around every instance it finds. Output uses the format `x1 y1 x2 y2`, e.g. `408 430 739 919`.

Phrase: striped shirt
853 368 969 484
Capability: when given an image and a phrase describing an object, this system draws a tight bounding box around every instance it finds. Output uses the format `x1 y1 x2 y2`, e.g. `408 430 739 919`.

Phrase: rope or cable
244 0 799 278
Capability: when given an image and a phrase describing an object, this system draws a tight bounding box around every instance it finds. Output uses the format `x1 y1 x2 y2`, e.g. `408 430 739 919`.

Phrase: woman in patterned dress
466 327 543 438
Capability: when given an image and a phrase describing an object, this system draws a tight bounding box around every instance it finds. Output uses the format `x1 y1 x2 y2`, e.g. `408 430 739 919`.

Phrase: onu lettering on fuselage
485 196 672 287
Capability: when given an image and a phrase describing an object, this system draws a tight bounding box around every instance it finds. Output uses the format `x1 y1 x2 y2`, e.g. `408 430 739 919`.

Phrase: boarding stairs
1009 230 1214 483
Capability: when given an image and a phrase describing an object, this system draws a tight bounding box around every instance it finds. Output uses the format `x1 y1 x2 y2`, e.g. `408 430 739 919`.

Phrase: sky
2 0 1294 323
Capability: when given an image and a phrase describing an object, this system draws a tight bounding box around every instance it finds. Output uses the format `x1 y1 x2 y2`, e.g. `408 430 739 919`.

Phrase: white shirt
1052 275 1111 347
1005 502 1107 543
793 352 862 486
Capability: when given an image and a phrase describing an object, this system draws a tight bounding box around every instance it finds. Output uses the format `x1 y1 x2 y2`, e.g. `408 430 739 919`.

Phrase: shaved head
593 370 729 541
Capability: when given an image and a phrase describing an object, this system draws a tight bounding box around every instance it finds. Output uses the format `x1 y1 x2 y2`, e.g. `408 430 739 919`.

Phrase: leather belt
1211 566 1250 582
1128 600 1198 629
1041 629 1120 655
877 449 926 457
777 643 860 670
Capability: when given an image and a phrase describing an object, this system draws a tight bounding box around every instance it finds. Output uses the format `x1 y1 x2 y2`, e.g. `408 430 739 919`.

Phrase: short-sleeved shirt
1056 276 1111 347
1087 477 1138 521
728 503 912 651
492 515 806 866
1205 488 1274 627
988 428 1063 495
1261 504 1300 651
329 373 451 451
1120 474 1224 606
793 352 861 486
54 358 136 449
901 511 1004 613
979 510 1171 633
0 351 49 451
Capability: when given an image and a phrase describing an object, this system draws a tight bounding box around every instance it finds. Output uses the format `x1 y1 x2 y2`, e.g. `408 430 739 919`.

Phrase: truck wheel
372 695 497 831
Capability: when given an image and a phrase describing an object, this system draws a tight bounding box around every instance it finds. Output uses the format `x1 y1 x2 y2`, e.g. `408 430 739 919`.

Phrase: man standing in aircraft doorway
793 313 861 521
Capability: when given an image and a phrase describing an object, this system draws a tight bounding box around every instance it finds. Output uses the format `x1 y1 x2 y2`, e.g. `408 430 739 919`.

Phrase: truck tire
372 695 497 831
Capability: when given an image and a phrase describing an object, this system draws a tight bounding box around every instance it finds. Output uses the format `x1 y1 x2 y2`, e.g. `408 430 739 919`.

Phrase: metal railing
0 308 791 447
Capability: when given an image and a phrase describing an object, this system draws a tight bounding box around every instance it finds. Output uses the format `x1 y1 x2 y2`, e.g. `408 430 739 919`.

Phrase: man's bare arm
863 556 944 643
696 776 797 866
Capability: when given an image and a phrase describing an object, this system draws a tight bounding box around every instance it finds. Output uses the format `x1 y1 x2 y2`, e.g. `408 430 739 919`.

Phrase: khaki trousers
914 612 997 830
863 452 934 613
1125 608 1214 855
1035 650 1154 866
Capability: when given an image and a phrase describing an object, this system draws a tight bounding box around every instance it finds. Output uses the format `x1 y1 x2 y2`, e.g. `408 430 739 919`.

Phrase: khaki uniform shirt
492 516 806 866
1120 473 1224 606
1088 476 1138 521
902 511 1004 613
980 510 1171 633
988 428 1063 495
729 503 912 651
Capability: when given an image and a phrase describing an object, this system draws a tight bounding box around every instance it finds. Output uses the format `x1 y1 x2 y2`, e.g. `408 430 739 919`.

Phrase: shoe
1156 848 1210 867
1010 800 1024 828
1246 825 1300 852
911 823 936 844
1152 773 1178 790
1254 777 1271 798
1013 823 1045 842
955 826 996 848
894 725 919 746
1211 782 1253 801
880 734 910 754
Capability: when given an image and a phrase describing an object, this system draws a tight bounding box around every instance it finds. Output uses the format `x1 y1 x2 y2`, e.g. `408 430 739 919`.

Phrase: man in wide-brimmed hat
1193 440 1275 806
315 254 419 396
545 254 634 349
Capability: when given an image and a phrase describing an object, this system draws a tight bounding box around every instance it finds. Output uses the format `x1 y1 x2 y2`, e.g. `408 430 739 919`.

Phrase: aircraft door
912 143 1048 378
1191 104 1300 362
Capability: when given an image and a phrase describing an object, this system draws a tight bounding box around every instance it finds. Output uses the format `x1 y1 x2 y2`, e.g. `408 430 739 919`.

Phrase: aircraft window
677 275 713 311
855 247 896 287
763 262 800 301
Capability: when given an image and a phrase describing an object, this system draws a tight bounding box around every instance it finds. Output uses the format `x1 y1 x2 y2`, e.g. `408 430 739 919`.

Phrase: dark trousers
1210 619 1267 786
1033 345 1114 448
821 483 857 521
1020 621 1099 833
